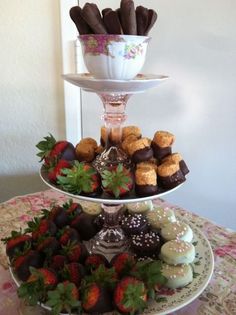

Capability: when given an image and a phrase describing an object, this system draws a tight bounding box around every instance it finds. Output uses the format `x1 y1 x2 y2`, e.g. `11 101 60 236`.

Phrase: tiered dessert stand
40 72 184 258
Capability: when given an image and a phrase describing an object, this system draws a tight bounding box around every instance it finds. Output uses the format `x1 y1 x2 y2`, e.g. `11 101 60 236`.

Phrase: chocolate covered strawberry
63 199 83 219
57 161 101 196
49 254 68 271
48 205 70 228
26 218 57 241
37 236 60 256
48 160 71 184
18 267 58 306
46 281 81 315
70 213 97 241
114 276 147 314
62 241 88 263
101 164 133 198
62 262 85 286
84 254 110 272
2 231 31 259
13 250 43 282
59 227 80 246
82 283 113 314
36 134 76 165
111 252 136 278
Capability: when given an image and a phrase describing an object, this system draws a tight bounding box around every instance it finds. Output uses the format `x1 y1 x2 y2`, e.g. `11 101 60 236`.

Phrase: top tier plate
62 73 168 94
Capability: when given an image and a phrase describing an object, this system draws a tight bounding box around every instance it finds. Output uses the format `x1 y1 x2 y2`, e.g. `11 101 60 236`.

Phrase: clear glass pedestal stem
89 93 133 258
92 93 133 173
87 203 129 259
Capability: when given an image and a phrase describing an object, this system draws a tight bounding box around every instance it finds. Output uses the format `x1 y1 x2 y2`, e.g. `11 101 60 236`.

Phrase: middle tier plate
40 167 183 205
62 73 168 94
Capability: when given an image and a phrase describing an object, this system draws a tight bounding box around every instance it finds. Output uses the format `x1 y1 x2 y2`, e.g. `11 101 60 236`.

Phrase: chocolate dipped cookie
152 131 175 160
131 230 161 258
157 161 186 189
127 137 153 163
135 167 158 196
75 138 98 162
121 213 149 236
163 153 189 175
122 126 141 141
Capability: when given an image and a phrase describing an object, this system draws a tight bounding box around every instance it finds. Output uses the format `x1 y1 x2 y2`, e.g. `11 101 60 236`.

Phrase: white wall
0 0 65 201
79 0 236 229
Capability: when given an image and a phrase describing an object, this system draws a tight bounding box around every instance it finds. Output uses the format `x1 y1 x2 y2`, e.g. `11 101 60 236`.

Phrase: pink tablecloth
0 189 236 315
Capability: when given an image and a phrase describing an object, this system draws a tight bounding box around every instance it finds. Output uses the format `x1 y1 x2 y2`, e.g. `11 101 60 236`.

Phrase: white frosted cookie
161 221 193 243
160 240 195 265
127 200 153 214
146 206 176 230
161 263 193 289
81 201 102 216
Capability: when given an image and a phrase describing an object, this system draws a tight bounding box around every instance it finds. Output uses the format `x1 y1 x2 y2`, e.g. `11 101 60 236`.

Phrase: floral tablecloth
0 189 236 315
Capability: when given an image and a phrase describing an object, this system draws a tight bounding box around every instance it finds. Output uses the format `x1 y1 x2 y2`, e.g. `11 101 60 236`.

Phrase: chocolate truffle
131 230 161 258
157 161 186 189
135 167 158 197
127 137 153 163
76 138 98 162
121 213 149 236
122 126 141 140
152 131 175 160
162 153 189 175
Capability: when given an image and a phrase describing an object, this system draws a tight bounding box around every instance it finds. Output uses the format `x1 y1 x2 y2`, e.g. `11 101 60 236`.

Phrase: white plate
9 218 214 315
39 167 183 205
62 73 168 94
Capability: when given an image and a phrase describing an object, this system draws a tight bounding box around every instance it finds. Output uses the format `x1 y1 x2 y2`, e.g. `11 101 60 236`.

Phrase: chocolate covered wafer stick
104 10 123 34
69 6 92 35
102 8 112 18
145 9 158 36
120 0 137 35
82 3 107 34
136 6 149 36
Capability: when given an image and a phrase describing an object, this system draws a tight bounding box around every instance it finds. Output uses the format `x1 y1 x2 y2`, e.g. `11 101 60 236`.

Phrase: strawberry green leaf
122 282 147 314
131 261 167 291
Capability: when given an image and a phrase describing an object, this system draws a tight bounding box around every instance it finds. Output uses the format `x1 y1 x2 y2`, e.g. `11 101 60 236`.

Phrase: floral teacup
79 34 150 80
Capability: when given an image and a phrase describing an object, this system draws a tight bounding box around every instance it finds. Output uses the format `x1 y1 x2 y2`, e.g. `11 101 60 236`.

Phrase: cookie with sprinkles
160 240 195 265
146 206 176 230
161 221 193 243
131 230 161 258
121 213 149 236
161 263 193 289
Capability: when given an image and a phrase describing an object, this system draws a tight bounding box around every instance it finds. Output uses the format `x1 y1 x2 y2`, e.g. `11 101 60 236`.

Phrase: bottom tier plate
40 168 184 205
9 217 214 315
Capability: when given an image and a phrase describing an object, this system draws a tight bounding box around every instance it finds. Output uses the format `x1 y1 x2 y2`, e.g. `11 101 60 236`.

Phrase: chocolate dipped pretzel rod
82 3 107 34
69 1 157 36
103 10 123 35
102 8 112 18
145 9 158 36
69 6 92 35
120 0 137 35
136 6 149 36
